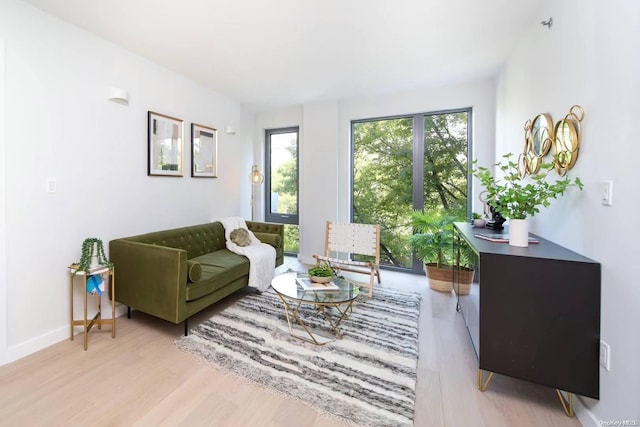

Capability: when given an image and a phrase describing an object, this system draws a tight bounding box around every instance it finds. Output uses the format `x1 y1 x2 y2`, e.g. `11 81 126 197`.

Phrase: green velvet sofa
109 221 284 334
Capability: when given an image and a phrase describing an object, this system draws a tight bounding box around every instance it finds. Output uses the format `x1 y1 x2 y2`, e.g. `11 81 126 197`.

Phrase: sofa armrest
247 221 285 266
247 221 283 246
252 232 281 248
109 239 188 323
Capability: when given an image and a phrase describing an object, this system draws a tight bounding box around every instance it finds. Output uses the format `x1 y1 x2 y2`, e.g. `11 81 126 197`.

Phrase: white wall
0 39 7 364
300 101 340 261
256 79 496 264
496 0 640 423
0 0 247 363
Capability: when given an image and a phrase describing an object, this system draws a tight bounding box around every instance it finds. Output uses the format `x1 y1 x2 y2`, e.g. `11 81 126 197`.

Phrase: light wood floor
0 257 582 427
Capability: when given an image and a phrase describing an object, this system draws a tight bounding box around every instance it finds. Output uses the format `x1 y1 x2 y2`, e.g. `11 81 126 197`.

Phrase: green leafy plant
410 209 455 268
472 212 483 220
308 262 334 278
472 153 583 219
74 238 113 275
410 208 476 269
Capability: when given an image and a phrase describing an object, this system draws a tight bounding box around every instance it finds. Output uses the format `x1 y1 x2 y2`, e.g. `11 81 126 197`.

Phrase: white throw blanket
216 216 275 292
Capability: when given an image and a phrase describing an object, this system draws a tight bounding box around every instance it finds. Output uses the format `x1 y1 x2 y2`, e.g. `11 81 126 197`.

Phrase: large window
265 127 299 254
351 109 471 272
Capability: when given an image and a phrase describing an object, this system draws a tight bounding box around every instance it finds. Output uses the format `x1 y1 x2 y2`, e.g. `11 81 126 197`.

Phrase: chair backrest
324 221 380 263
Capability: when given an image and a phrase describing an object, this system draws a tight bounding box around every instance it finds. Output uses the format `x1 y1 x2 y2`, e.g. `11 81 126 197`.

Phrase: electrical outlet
600 340 611 371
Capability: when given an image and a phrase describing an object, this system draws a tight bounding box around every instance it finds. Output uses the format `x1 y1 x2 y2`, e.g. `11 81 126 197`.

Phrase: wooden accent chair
312 221 381 297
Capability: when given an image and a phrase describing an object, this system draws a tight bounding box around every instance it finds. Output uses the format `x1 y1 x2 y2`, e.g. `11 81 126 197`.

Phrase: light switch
46 177 56 193
601 180 613 206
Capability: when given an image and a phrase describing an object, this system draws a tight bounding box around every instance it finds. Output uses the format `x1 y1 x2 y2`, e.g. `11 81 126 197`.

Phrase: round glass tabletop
271 271 359 304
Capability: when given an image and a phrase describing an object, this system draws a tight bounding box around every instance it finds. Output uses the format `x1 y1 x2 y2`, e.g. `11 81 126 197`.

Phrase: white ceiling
23 0 545 110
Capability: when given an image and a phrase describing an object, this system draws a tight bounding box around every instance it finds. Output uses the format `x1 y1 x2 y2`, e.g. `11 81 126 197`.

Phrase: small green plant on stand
74 238 113 275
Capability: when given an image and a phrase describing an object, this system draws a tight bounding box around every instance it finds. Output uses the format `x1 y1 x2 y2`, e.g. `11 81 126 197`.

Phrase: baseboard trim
3 305 128 365
575 394 600 426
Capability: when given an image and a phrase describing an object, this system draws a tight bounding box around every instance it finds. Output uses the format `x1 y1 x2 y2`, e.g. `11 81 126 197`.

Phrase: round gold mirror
522 113 554 175
553 118 579 175
530 114 554 157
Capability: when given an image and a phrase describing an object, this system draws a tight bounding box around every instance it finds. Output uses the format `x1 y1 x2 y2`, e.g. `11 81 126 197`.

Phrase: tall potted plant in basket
410 209 475 293
472 153 583 247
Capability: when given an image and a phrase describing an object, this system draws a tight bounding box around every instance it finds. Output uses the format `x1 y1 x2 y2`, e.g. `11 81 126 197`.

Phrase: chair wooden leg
368 269 374 297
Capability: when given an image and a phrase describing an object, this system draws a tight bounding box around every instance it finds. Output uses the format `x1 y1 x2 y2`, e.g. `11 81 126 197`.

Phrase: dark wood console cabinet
453 222 601 409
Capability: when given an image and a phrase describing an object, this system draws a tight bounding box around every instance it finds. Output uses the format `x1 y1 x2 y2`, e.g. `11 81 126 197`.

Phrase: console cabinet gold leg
477 369 494 391
477 370 575 417
556 389 575 417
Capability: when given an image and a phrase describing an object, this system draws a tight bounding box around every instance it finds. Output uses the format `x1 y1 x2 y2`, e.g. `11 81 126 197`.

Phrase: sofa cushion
187 249 250 301
187 260 202 282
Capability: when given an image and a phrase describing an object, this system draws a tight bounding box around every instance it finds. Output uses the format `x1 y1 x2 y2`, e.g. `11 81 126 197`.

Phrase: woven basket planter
425 264 475 294
425 264 454 293
453 267 475 295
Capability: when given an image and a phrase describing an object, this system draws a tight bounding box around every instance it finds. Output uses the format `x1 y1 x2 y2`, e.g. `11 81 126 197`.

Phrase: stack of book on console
296 277 340 291
474 233 539 244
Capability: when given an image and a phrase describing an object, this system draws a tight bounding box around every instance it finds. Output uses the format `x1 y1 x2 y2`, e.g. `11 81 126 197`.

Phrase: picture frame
148 111 184 177
191 123 218 178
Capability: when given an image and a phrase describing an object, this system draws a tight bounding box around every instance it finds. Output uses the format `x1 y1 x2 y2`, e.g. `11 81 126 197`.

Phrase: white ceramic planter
473 219 486 228
509 219 529 247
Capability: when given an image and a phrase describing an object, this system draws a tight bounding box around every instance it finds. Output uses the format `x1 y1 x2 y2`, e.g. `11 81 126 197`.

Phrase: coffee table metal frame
271 272 359 345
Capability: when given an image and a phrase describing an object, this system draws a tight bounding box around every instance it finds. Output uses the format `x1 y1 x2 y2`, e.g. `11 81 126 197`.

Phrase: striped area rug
174 286 421 427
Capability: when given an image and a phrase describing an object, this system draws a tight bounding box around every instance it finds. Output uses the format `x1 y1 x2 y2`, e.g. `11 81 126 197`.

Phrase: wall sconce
225 124 236 135
107 87 129 106
250 165 264 221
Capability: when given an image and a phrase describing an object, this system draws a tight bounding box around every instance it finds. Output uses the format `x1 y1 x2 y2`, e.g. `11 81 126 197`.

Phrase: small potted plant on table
308 262 335 283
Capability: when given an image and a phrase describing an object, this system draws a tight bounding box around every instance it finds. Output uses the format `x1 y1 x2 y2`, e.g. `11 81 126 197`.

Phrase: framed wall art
148 111 184 177
191 123 218 178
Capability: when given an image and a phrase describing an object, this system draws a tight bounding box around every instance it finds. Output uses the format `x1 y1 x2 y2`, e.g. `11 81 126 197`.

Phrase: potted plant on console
471 212 486 228
410 209 475 293
472 153 583 247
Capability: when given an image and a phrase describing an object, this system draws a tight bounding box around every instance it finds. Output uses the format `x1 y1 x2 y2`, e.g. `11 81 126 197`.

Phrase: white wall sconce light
107 87 129 106
225 124 236 135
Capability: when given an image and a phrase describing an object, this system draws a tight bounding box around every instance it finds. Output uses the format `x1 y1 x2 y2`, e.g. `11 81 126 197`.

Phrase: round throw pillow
230 228 251 247
187 260 202 283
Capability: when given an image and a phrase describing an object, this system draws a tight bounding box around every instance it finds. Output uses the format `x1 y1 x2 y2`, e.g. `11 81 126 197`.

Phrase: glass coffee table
271 271 359 345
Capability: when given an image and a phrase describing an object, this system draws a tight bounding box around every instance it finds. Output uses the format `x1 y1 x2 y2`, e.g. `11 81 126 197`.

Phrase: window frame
264 126 300 226
350 108 472 273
